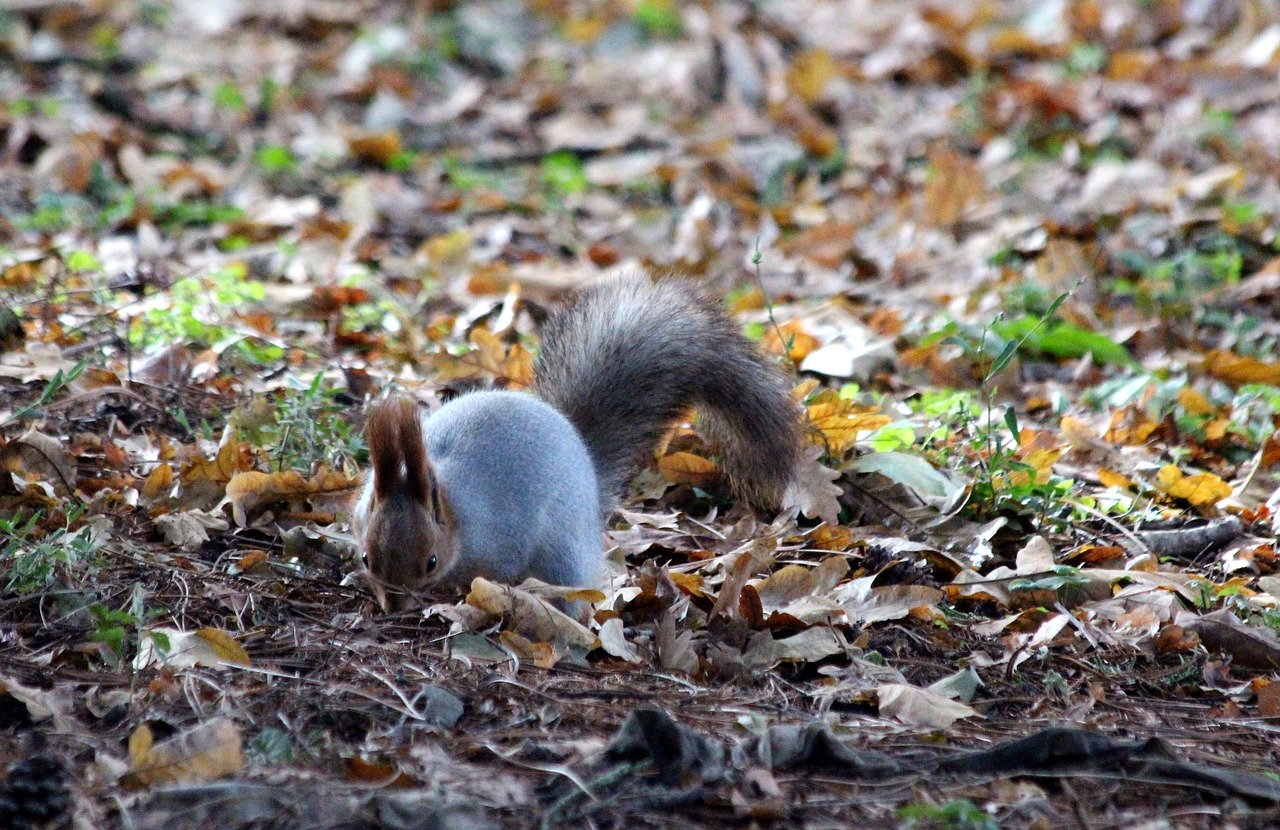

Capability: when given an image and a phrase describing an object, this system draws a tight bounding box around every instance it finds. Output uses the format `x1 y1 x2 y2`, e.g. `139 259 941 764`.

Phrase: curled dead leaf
125 718 243 788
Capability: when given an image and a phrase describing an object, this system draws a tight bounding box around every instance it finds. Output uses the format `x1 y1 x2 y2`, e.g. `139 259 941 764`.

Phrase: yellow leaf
503 342 535 388
668 571 707 597
791 378 821 401
1097 468 1135 490
1023 448 1063 485
1177 387 1214 416
195 629 250 666
805 395 893 454
786 49 835 104
467 328 506 374
421 229 471 269
562 15 606 44
129 723 154 763
141 463 174 501
658 451 719 486
1156 465 1231 506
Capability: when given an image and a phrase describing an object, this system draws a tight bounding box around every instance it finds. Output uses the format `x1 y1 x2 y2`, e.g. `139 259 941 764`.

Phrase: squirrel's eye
426 555 438 573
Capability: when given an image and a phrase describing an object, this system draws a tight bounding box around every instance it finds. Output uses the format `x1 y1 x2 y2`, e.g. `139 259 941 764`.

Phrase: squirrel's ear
365 396 434 503
395 400 435 505
365 399 403 500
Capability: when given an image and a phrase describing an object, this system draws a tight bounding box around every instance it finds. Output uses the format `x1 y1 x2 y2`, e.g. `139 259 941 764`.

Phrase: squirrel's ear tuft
364 399 399 500
365 396 428 501
396 400 435 504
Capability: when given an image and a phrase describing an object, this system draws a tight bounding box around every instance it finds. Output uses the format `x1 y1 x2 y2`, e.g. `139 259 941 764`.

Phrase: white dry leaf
1014 535 1057 572
781 444 842 525
655 610 699 675
845 451 965 503
877 683 977 729
596 617 642 663
0 341 77 382
0 673 74 731
614 508 681 530
427 600 496 633
834 576 943 625
928 666 984 703
154 510 229 551
743 627 847 670
135 628 250 671
1009 613 1074 671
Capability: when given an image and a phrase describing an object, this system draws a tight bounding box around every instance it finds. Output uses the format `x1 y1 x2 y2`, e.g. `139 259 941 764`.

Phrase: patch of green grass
0 505 101 595
130 263 265 349
213 79 246 112
541 151 588 197
633 0 682 40
898 799 999 830
256 143 297 174
232 374 365 473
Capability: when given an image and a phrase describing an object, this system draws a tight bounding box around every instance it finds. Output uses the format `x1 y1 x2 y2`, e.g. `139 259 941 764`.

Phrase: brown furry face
361 489 457 612
360 396 458 613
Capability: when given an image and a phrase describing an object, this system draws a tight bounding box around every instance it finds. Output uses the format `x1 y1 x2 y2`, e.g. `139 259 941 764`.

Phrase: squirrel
353 274 803 612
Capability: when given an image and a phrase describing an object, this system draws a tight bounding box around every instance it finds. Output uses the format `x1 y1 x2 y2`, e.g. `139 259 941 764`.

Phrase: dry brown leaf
125 718 244 788
754 557 850 611
225 468 355 526
466 578 597 648
922 146 988 227
709 539 776 622
1203 350 1280 387
347 130 402 166
835 576 944 625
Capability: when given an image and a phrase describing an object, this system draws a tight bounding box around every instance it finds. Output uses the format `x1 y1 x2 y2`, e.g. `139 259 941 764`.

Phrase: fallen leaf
125 718 243 788
780 445 842 524
877 683 977 729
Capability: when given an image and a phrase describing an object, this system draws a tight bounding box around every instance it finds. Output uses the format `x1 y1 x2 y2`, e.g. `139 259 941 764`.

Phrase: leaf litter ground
4 0 1280 827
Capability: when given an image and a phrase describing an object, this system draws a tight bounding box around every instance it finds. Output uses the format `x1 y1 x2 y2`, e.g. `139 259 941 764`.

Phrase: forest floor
5 1 1280 828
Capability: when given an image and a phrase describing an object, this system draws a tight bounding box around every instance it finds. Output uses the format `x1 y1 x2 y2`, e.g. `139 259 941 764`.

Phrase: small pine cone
0 754 72 830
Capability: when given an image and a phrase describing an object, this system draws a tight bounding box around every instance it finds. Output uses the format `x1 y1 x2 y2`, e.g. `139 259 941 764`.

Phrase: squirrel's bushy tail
534 274 802 511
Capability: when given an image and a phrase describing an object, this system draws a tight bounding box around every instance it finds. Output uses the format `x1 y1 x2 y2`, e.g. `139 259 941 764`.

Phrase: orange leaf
1203 350 1280 387
658 451 719 486
761 320 820 363
1097 468 1135 490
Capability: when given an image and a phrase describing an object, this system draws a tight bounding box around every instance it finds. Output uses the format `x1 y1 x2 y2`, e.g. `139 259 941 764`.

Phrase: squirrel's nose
373 581 411 613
